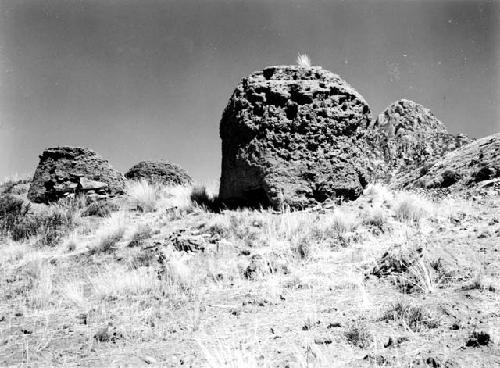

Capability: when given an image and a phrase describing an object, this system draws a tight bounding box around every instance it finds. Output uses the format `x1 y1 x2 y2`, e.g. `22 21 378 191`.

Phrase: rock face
28 147 125 203
365 99 471 182
219 65 372 209
396 133 500 191
125 161 192 185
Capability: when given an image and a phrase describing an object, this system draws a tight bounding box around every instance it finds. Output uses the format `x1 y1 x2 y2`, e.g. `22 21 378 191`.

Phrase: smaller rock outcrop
28 147 125 203
396 133 500 191
365 99 471 182
125 161 192 185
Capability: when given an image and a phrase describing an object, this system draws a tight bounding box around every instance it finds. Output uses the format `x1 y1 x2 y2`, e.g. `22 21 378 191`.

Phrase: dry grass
28 260 54 308
126 179 160 212
89 265 159 299
62 280 88 309
362 206 387 230
88 212 128 254
344 321 373 348
382 301 439 332
394 192 433 223
297 53 311 68
1 184 498 367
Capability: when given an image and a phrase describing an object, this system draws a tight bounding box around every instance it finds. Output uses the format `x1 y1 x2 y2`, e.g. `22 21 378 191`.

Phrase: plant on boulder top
297 53 311 68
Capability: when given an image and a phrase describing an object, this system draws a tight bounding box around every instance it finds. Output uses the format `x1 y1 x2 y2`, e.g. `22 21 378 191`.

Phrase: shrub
126 180 159 213
441 170 461 188
344 322 373 348
329 210 357 234
372 245 436 294
190 186 222 212
127 224 152 248
363 184 393 205
91 228 124 254
0 195 29 234
90 266 159 299
362 207 387 231
394 193 432 223
89 213 127 254
30 261 54 308
382 302 439 332
1 200 75 246
0 177 30 196
81 200 119 217
159 185 192 210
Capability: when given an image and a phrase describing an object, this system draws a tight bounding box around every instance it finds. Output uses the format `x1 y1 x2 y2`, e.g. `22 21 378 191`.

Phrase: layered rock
365 99 472 182
395 133 500 191
28 147 125 203
125 161 192 185
219 65 372 209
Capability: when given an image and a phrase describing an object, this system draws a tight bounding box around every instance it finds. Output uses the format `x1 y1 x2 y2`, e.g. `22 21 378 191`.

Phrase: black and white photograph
0 0 499 366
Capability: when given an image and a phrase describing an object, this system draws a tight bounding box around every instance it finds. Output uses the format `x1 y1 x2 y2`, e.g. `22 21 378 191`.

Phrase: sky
1 0 499 183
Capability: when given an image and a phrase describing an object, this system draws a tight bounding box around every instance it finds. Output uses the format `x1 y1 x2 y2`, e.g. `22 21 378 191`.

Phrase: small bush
190 186 222 212
126 180 159 213
394 193 432 223
382 302 439 332
364 184 393 205
372 245 436 294
90 266 159 299
344 322 373 348
127 224 152 248
29 261 54 308
362 207 387 231
81 200 119 217
0 195 29 234
89 213 127 254
441 170 461 188
92 229 124 254
330 210 357 234
0 178 30 196
1 200 75 246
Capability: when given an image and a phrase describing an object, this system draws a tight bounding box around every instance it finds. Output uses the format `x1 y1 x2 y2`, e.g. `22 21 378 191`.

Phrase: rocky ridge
364 99 472 182
395 133 500 192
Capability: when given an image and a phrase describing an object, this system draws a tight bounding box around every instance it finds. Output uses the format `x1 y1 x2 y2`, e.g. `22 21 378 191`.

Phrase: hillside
1 180 499 367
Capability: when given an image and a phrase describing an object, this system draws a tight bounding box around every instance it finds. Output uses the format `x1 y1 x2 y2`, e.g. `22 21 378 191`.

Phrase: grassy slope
0 182 499 367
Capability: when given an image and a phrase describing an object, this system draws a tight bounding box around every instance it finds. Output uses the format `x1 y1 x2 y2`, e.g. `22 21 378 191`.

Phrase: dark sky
1 0 499 183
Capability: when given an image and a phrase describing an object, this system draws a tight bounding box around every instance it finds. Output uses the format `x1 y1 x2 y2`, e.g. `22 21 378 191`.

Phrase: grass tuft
344 322 373 348
394 193 432 223
190 186 222 212
382 302 439 332
297 53 311 68
126 180 159 213
89 212 128 254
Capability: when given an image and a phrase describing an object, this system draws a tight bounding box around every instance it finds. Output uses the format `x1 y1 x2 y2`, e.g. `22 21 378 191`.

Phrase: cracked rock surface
28 147 125 203
395 133 500 191
125 161 192 186
219 65 372 209
365 99 472 183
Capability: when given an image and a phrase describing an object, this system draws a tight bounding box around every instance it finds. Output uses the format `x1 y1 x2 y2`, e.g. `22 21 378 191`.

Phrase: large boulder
219 65 372 209
28 147 125 203
365 99 471 182
125 161 192 185
395 133 500 191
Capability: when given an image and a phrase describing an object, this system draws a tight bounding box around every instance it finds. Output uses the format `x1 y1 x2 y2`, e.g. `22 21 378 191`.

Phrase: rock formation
125 161 192 185
219 65 372 209
365 99 471 182
28 147 125 203
395 133 500 191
